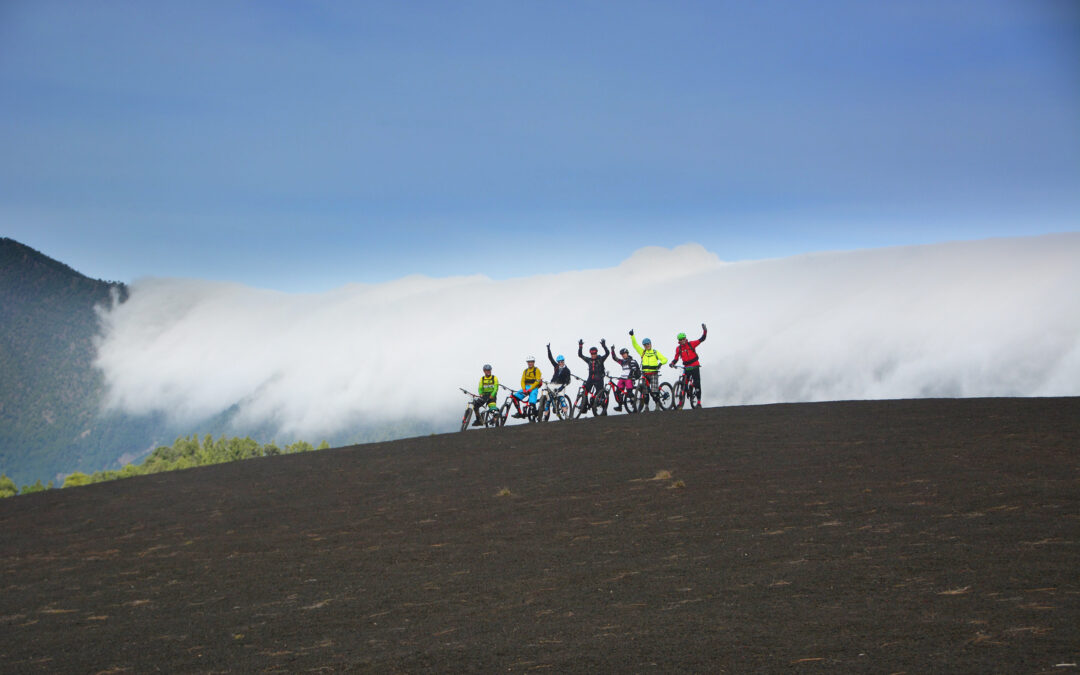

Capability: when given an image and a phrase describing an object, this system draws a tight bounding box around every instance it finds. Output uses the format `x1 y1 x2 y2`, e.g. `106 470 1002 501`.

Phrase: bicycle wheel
592 390 608 416
672 381 685 410
537 396 550 422
573 389 586 419
657 382 675 410
633 383 649 412
622 389 637 414
499 400 512 426
689 386 701 409
555 395 572 420
460 406 473 432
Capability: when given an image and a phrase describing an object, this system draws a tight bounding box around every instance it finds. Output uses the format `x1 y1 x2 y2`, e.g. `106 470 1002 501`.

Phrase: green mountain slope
0 238 163 485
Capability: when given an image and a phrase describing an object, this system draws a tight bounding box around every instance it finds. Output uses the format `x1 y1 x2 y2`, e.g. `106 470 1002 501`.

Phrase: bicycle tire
499 400 512 426
633 382 649 412
672 381 685 410
461 406 473 432
623 389 637 414
689 386 701 409
592 390 608 417
537 396 550 422
657 382 675 410
555 395 571 420
573 389 586 419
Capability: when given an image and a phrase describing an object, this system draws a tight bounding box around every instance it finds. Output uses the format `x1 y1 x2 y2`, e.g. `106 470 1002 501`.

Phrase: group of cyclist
469 324 707 425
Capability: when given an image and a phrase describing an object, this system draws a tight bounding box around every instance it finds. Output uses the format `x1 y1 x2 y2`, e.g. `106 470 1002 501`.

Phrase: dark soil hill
2 398 1078 673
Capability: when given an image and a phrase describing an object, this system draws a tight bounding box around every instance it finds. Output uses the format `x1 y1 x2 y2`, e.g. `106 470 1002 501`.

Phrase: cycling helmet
556 355 565 362
483 364 492 370
526 356 536 362
642 338 652 345
677 332 687 340
620 348 629 355
589 346 598 354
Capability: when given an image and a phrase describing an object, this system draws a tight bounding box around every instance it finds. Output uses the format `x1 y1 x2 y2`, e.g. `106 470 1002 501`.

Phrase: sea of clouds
93 233 1080 439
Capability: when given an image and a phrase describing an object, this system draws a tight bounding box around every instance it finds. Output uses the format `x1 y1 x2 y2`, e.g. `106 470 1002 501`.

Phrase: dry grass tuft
651 470 673 481
669 480 686 489
494 487 513 498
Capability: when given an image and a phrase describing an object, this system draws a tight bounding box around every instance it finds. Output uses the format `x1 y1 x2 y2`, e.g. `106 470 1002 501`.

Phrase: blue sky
2 0 1078 291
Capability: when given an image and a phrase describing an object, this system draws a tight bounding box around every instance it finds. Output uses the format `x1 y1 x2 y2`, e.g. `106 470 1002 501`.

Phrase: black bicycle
459 388 502 430
670 366 702 410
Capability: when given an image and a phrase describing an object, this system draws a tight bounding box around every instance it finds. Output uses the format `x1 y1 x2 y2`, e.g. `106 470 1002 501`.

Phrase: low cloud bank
94 234 1080 438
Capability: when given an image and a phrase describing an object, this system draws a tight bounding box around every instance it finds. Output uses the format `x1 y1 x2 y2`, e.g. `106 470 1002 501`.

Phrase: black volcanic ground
2 398 1078 673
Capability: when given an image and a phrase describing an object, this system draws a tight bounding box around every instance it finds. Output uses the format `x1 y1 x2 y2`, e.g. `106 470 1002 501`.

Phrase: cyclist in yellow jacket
511 356 544 417
630 329 668 411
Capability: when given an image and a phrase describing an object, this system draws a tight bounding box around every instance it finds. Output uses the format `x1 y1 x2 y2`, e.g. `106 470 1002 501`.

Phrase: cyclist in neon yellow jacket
630 329 668 411
471 364 500 426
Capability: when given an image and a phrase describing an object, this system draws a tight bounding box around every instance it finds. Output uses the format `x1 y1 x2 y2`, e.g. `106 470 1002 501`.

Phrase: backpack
628 358 641 379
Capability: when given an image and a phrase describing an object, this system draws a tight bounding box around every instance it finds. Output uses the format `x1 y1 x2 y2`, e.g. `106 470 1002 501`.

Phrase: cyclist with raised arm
630 329 668 411
471 364 500 426
511 356 543 417
577 338 610 415
670 323 708 402
547 343 572 394
609 345 641 412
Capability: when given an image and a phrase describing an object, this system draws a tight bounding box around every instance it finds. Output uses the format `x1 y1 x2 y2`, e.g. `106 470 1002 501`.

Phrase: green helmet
677 332 687 340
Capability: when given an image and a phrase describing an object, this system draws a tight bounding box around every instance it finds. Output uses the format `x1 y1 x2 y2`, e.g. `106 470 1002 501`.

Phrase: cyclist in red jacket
669 323 707 401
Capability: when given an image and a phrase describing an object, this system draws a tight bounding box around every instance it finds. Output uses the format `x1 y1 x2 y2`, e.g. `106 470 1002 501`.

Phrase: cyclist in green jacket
472 364 499 426
630 329 668 411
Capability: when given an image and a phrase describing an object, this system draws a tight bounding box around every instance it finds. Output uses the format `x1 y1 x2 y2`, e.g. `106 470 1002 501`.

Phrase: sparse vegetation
55 434 330 489
495 487 513 497
0 473 17 498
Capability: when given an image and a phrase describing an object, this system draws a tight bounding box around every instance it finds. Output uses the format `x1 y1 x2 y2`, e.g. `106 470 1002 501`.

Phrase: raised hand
629 329 635 336
702 323 707 331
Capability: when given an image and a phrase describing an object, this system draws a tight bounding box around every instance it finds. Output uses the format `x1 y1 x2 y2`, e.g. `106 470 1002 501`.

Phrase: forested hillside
0 238 161 484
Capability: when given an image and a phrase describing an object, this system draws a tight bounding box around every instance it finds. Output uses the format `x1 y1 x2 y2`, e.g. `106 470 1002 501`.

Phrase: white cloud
94 235 1080 438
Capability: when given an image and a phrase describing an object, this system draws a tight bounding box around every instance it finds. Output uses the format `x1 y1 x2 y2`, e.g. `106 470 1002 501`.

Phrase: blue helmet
556 354 565 362
642 337 652 345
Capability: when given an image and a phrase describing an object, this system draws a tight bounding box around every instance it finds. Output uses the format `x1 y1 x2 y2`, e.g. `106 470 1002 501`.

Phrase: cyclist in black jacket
546 343 572 394
578 339 610 415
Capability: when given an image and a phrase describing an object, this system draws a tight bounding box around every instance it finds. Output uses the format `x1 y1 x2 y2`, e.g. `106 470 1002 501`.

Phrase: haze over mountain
95 233 1080 440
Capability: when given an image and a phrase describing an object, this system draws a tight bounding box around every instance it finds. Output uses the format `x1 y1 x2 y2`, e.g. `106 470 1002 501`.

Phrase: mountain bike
605 372 638 413
536 380 573 421
670 366 702 410
634 372 674 411
459 388 502 430
571 374 608 418
499 384 539 423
